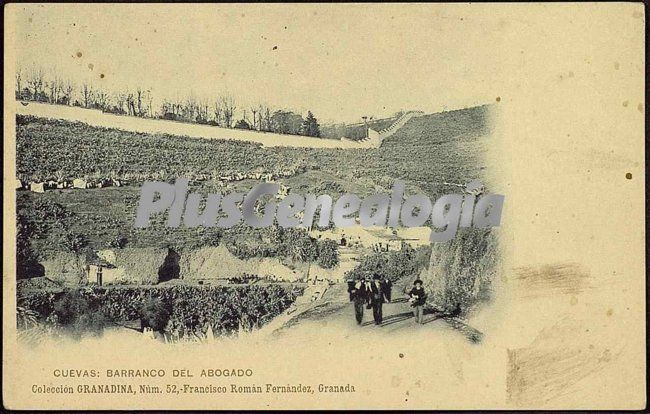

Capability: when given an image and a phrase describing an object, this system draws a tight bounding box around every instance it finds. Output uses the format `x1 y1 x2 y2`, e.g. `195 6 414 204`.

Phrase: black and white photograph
3 3 645 410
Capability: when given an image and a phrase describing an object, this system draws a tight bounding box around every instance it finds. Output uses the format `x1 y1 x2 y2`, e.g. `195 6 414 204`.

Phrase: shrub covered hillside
320 115 399 140
16 190 340 266
16 104 492 199
423 228 499 316
15 105 493 267
16 115 305 182
17 284 302 340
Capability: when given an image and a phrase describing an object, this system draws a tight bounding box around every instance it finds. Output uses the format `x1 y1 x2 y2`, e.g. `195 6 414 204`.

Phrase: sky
11 4 504 124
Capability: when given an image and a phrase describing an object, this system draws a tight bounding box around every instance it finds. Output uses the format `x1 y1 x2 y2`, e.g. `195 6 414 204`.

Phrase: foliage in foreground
423 228 499 315
346 244 432 283
17 284 303 340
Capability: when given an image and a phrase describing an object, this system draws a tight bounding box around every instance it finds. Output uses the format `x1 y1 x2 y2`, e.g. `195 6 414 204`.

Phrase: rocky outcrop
179 245 306 282
179 246 257 281
40 252 86 285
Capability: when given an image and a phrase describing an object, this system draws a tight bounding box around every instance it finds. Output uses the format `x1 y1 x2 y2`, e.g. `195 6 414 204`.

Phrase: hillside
16 104 492 195
15 101 361 149
16 104 493 260
320 115 399 140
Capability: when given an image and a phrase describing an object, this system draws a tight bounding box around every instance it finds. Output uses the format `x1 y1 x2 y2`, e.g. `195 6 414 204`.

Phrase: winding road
263 282 484 343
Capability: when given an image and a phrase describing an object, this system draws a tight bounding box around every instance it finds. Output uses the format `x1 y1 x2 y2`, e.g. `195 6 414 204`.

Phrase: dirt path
16 101 377 149
264 282 483 343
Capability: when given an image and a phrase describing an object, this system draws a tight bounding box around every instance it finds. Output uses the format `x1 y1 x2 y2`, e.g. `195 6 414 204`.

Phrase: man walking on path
348 277 368 325
369 274 387 325
383 278 393 303
409 279 427 324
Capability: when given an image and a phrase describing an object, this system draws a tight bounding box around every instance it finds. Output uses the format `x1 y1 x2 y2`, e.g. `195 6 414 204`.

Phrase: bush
347 245 431 282
51 289 109 337
18 284 303 340
423 228 498 315
16 215 44 279
62 232 89 253
52 290 93 325
317 239 339 269
71 312 109 337
140 297 171 332
233 119 251 129
110 235 128 249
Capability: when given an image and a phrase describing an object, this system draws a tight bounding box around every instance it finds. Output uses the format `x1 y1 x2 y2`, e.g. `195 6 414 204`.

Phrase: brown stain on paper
513 263 592 298
507 317 623 407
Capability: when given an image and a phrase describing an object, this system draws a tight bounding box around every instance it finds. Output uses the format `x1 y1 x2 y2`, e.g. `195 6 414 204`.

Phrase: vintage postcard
3 3 645 410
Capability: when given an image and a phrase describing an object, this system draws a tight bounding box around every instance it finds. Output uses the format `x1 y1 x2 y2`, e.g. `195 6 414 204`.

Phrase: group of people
347 274 393 325
347 275 428 325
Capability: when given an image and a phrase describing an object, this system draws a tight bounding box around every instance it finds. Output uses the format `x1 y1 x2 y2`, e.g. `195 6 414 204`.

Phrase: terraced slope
16 104 493 258
16 104 492 198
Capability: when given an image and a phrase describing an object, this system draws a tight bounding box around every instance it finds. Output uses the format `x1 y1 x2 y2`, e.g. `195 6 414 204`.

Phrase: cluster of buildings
310 225 431 252
17 177 125 193
16 167 302 194
217 168 302 184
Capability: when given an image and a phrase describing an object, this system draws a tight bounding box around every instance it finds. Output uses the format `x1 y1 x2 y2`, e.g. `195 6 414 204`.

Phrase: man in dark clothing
382 279 393 303
349 277 368 324
409 279 427 324
347 279 356 302
369 274 387 325
364 278 373 309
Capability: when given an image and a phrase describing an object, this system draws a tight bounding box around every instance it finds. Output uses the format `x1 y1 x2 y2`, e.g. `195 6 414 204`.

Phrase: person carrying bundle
348 276 368 325
408 279 427 324
369 274 388 325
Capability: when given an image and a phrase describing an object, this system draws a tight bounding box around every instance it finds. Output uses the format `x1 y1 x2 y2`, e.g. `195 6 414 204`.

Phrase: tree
94 88 111 110
256 103 273 131
46 75 64 104
345 245 431 283
317 239 339 268
26 65 46 101
161 99 181 120
81 83 94 108
62 232 88 253
264 107 271 131
62 79 75 105
52 290 108 337
15 68 23 100
424 228 497 315
270 110 304 135
301 111 321 137
285 231 317 262
16 215 42 278
250 107 258 130
114 92 127 114
219 94 237 128
140 297 171 332
196 98 209 124
234 119 251 129
109 234 128 249
214 100 223 126
147 90 155 118
126 92 136 116
180 94 198 122
135 88 145 116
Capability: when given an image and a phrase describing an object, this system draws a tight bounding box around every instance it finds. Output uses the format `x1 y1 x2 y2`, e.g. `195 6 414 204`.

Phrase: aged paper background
3 3 645 410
